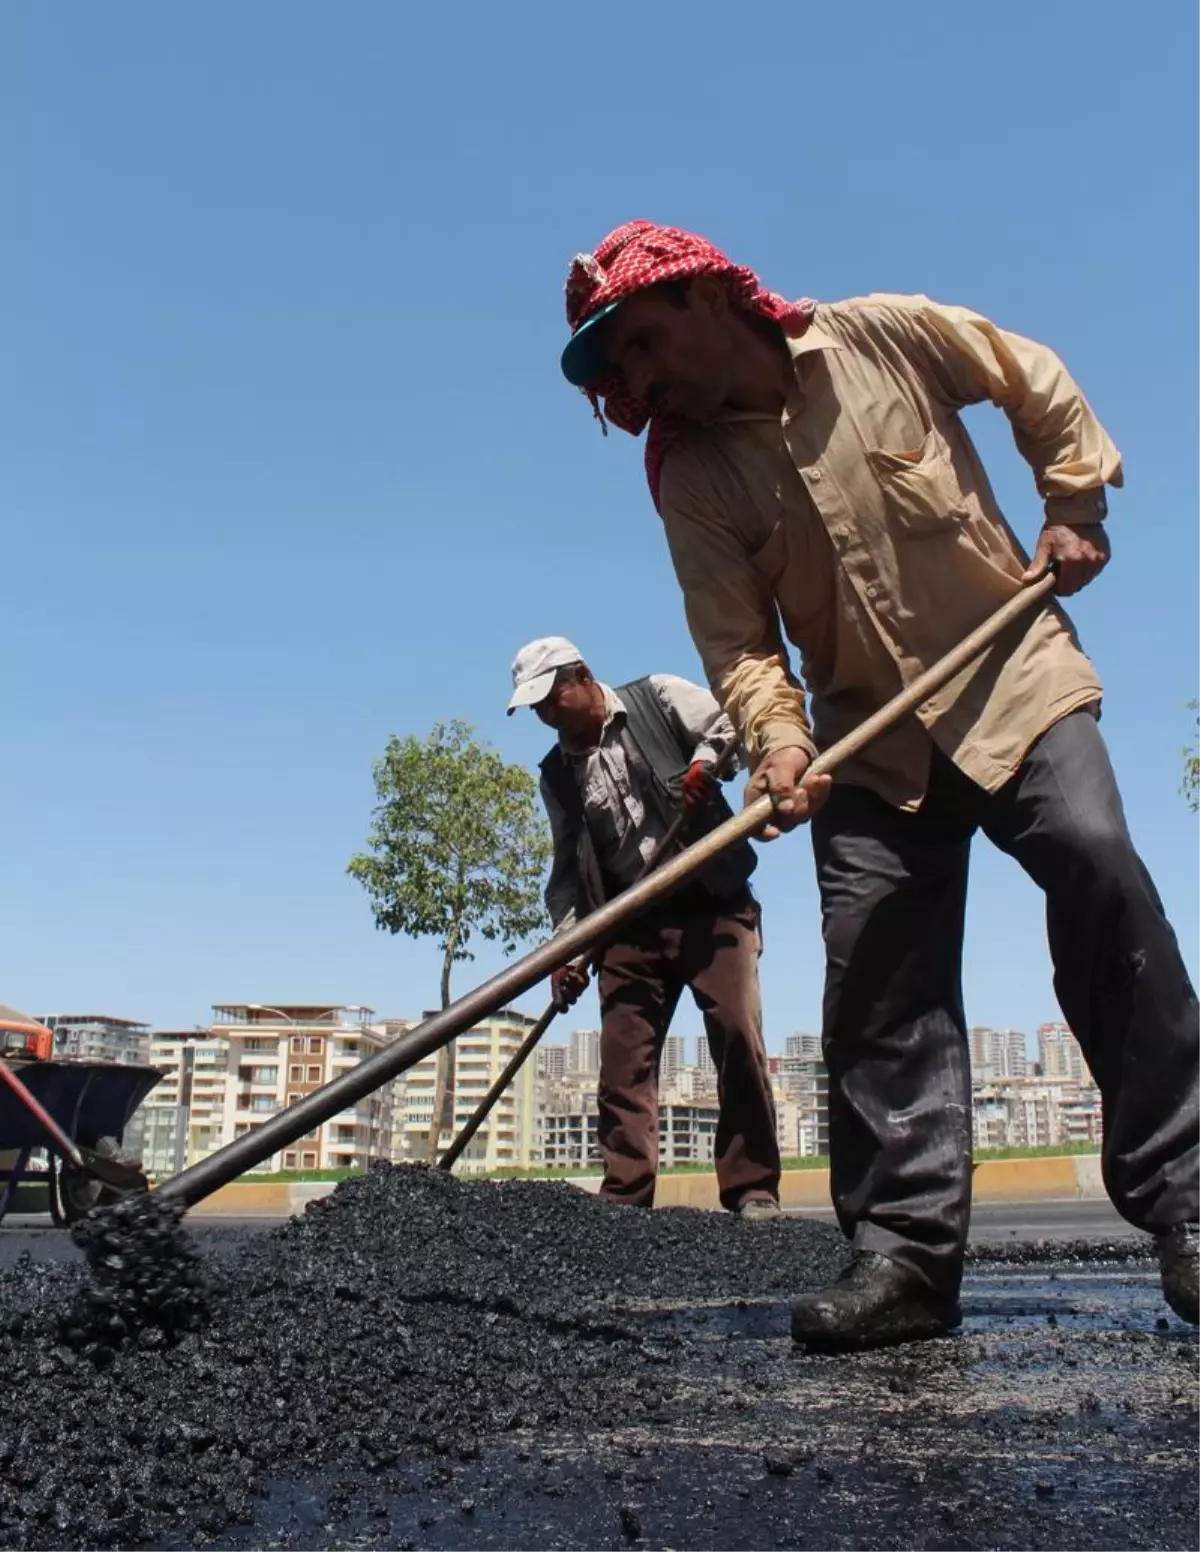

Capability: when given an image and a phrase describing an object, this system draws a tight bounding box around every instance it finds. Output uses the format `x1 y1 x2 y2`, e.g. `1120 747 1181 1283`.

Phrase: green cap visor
560 301 621 387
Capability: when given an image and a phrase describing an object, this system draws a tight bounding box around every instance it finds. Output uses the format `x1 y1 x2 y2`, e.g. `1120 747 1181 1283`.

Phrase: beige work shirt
658 292 1123 809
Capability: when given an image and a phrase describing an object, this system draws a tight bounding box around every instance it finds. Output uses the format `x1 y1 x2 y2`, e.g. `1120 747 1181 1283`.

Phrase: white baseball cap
507 636 584 714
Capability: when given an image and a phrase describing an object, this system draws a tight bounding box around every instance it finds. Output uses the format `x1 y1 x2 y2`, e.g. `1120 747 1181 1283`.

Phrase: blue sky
3 2 1196 1054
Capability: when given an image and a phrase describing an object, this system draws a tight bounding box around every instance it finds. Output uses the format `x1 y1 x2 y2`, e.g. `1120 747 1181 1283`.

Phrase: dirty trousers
812 709 1199 1298
596 889 781 1209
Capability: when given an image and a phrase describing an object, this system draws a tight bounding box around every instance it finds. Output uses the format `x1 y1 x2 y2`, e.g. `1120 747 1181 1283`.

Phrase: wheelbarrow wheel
55 1138 146 1224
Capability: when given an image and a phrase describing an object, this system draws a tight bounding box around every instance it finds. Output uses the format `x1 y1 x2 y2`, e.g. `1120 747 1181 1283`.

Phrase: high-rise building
693 1035 717 1081
969 1027 1028 1082
537 1043 569 1083
568 1028 601 1076
785 1032 823 1060
1037 1022 1091 1084
661 1035 687 1086
398 1008 541 1171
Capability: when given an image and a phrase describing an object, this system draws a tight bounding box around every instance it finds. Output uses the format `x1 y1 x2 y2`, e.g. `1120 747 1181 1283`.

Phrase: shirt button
805 468 822 483
834 525 849 543
866 583 880 599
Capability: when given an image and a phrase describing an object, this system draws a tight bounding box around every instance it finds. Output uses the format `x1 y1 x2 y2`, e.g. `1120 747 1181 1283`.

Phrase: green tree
348 720 553 1159
1184 700 1199 814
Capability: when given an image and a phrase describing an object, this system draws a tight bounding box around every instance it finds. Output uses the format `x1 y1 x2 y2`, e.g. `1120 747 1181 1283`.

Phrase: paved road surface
0 1197 1138 1270
0 1181 1190 1550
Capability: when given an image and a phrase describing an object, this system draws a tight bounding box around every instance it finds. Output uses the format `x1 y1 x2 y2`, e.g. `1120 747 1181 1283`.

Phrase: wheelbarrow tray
0 1060 163 1152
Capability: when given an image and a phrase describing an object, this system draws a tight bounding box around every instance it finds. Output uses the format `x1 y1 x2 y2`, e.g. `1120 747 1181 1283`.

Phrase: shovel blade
76 1149 149 1195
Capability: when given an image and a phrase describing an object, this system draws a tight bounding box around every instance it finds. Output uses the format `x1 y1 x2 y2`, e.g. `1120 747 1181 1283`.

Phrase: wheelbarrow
0 1060 161 1225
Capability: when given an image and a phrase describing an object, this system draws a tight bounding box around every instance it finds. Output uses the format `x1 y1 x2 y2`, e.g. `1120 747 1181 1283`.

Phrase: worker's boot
1157 1223 1199 1325
790 1250 961 1353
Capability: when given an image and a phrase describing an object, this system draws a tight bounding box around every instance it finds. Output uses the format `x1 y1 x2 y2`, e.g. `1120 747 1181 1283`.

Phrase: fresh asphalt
0 1196 1139 1269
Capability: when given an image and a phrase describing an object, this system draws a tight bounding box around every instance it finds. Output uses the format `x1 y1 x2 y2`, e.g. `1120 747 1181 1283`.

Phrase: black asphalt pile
61 1192 213 1353
0 1164 846 1550
967 1235 1155 1265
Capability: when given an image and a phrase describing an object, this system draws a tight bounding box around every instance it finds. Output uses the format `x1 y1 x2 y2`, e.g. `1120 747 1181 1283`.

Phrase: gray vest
540 676 756 922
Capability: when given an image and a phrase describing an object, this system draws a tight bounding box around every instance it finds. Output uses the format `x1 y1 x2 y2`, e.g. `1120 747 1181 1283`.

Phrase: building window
307 1037 323 1055
284 1152 297 1168
306 1065 321 1083
301 1151 317 1168
291 1036 304 1052
289 1065 302 1081
251 1096 276 1113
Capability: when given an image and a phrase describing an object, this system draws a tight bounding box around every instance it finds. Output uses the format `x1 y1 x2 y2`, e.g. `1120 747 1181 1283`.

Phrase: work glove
551 961 590 1012
681 760 720 814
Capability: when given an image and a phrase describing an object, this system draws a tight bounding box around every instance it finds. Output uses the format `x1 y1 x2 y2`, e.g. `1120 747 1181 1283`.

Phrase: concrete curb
186 1155 1106 1217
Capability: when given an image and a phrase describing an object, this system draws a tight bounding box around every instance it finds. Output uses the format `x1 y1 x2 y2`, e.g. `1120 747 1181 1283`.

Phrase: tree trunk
425 920 459 1159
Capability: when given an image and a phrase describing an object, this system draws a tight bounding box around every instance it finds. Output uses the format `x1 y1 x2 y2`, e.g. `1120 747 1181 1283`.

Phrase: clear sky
3 2 1196 1054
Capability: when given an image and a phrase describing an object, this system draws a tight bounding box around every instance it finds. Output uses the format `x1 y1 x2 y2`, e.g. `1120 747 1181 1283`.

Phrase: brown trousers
596 888 781 1210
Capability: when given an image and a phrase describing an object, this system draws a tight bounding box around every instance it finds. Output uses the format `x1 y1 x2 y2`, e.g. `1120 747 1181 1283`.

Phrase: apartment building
397 1008 540 1171
143 1004 398 1176
657 1099 720 1167
220 1004 397 1172
693 1034 717 1082
536 1081 723 1171
568 1028 601 1076
774 1056 830 1156
969 1026 1029 1081
141 1028 233 1177
1037 1022 1092 1084
660 1035 688 1088
537 1043 569 1083
540 1082 602 1169
39 1013 151 1066
970 1076 1102 1150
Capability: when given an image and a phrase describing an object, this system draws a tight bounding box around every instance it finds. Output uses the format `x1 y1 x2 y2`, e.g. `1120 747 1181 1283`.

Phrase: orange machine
0 1007 53 1063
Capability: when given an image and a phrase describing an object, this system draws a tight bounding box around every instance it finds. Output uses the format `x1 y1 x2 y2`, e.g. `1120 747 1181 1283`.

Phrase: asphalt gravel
0 1164 1195 1551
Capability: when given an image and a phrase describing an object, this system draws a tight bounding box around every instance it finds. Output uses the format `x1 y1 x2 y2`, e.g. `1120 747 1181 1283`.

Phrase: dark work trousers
812 708 1199 1299
596 888 782 1210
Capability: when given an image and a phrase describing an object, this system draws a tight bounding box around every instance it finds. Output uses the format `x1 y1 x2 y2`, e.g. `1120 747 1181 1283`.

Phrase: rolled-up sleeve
647 672 739 771
857 294 1123 526
658 460 817 767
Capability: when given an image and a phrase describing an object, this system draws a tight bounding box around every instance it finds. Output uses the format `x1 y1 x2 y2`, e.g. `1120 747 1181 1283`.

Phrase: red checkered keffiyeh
564 220 815 509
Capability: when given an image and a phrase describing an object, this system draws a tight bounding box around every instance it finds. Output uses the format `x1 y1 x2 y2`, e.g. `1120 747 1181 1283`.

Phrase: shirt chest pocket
866 427 968 538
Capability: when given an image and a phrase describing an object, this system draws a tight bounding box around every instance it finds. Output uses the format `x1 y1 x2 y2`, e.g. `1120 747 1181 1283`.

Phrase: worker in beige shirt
554 220 1199 1352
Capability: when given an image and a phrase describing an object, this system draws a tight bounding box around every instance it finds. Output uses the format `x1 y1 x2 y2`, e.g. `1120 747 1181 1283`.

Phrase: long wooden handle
805 571 1057 779
158 574 1056 1208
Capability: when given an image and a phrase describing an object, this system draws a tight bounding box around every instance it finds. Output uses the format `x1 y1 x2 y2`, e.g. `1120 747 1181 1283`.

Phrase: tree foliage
1184 701 1199 815
348 720 552 1156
